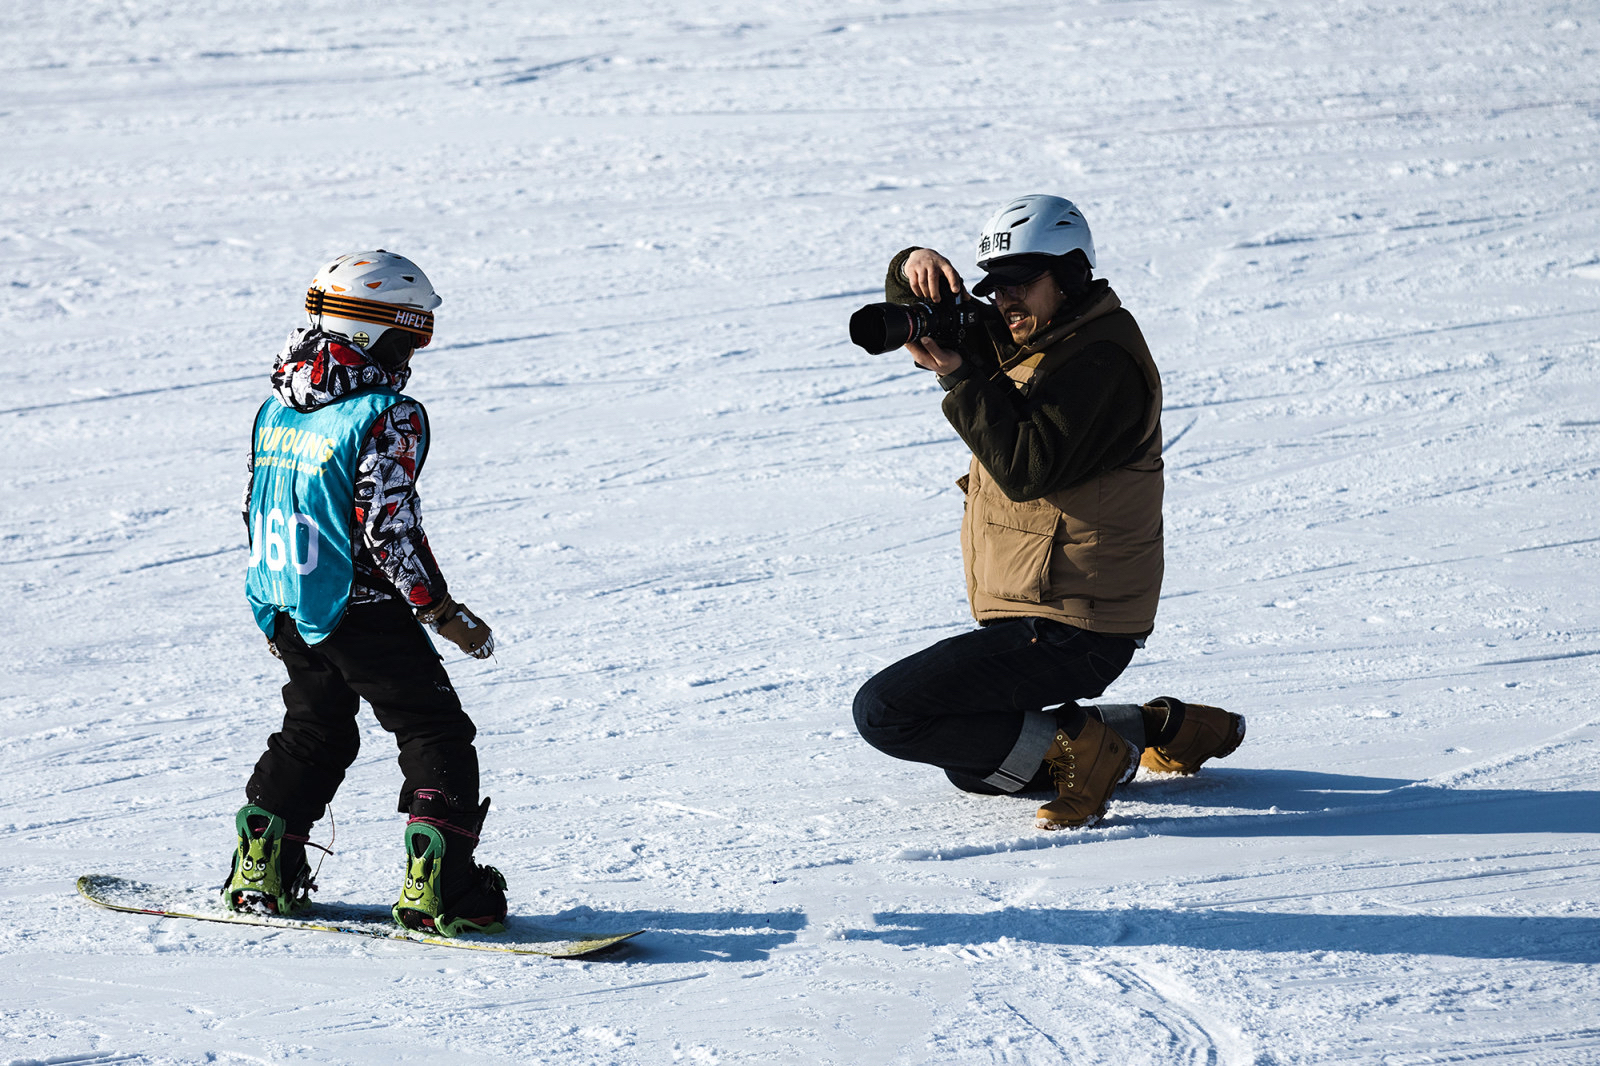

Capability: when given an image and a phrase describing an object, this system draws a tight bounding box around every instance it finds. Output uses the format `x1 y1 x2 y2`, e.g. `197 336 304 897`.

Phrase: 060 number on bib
249 508 320 575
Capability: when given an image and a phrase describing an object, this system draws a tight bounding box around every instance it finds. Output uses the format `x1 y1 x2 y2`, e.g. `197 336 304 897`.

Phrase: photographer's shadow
853 905 1600 963
1116 768 1600 838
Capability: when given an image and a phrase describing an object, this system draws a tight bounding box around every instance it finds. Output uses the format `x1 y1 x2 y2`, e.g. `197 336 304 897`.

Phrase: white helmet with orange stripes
305 250 441 352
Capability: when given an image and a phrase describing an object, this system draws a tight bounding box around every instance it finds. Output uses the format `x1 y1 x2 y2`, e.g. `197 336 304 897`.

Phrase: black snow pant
246 598 480 831
853 617 1138 795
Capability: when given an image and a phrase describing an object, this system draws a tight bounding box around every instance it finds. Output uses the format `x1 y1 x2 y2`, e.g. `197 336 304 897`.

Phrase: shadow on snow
1118 768 1600 838
545 906 806 964
853 906 1600 964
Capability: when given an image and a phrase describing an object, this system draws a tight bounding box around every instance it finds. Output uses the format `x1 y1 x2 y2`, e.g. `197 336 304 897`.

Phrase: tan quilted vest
958 291 1164 635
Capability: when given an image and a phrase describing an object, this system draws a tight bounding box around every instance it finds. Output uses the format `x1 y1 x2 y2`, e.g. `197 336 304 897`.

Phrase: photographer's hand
901 249 968 374
903 249 966 303
907 337 964 375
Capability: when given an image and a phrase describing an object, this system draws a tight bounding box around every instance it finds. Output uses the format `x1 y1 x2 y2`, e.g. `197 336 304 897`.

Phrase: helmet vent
401 275 415 282
1054 219 1076 226
1009 216 1032 228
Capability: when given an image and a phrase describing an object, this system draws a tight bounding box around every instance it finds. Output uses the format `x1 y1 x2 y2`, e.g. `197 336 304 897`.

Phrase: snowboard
77 874 642 958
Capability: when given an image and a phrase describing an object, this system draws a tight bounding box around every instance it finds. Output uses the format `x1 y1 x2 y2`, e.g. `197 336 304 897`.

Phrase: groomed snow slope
4 1 1600 1062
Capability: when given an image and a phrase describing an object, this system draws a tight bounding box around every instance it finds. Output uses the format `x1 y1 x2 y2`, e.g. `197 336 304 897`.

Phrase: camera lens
850 303 925 355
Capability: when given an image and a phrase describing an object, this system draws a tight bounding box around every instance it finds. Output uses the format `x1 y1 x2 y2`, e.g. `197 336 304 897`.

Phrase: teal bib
245 388 429 644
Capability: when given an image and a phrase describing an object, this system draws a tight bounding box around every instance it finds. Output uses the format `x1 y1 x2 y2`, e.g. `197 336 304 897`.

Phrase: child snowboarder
227 250 507 936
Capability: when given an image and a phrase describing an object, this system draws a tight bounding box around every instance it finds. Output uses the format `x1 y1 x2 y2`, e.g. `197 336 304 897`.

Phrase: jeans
853 617 1137 794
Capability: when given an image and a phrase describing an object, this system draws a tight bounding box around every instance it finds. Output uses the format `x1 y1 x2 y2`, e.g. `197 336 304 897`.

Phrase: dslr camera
849 293 986 356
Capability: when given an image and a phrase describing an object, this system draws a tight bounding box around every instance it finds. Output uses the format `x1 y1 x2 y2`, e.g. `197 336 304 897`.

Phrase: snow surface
4 0 1600 1062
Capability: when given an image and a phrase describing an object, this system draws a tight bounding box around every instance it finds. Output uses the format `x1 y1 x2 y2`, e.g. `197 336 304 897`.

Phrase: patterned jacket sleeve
242 448 254 530
353 401 449 610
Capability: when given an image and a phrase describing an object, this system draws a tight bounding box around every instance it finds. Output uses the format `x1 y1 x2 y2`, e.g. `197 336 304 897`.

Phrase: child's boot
223 804 313 915
392 790 508 936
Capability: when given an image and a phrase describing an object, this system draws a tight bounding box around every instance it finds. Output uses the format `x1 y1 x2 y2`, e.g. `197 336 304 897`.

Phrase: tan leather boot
1035 716 1134 830
1139 697 1246 775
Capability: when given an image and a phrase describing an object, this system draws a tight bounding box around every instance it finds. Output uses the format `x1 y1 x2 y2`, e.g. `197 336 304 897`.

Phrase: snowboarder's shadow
1120 767 1600 838
540 907 806 964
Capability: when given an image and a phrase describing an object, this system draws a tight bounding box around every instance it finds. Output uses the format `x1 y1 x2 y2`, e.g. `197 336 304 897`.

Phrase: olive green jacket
886 248 1165 635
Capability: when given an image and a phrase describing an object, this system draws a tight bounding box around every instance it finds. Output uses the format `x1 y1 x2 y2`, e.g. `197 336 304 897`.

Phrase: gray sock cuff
982 710 1058 793
1090 703 1147 751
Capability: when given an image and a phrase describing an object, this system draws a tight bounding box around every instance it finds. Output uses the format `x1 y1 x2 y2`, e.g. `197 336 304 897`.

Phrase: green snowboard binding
223 804 313 916
392 798 507 937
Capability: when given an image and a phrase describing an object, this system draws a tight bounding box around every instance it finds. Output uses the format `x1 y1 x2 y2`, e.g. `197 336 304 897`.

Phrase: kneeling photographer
851 195 1245 831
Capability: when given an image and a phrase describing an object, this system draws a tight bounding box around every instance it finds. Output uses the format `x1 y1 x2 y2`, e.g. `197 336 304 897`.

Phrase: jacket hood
271 327 411 413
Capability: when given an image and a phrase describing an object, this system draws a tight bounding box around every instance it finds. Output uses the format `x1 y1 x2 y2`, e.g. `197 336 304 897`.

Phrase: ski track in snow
4 1 1600 1063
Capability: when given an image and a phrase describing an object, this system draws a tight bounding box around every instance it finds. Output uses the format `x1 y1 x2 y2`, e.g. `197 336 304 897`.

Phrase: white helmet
304 250 441 350
972 195 1096 297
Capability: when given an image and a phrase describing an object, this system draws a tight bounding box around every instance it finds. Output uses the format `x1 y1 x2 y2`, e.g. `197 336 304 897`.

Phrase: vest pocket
976 503 1059 603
